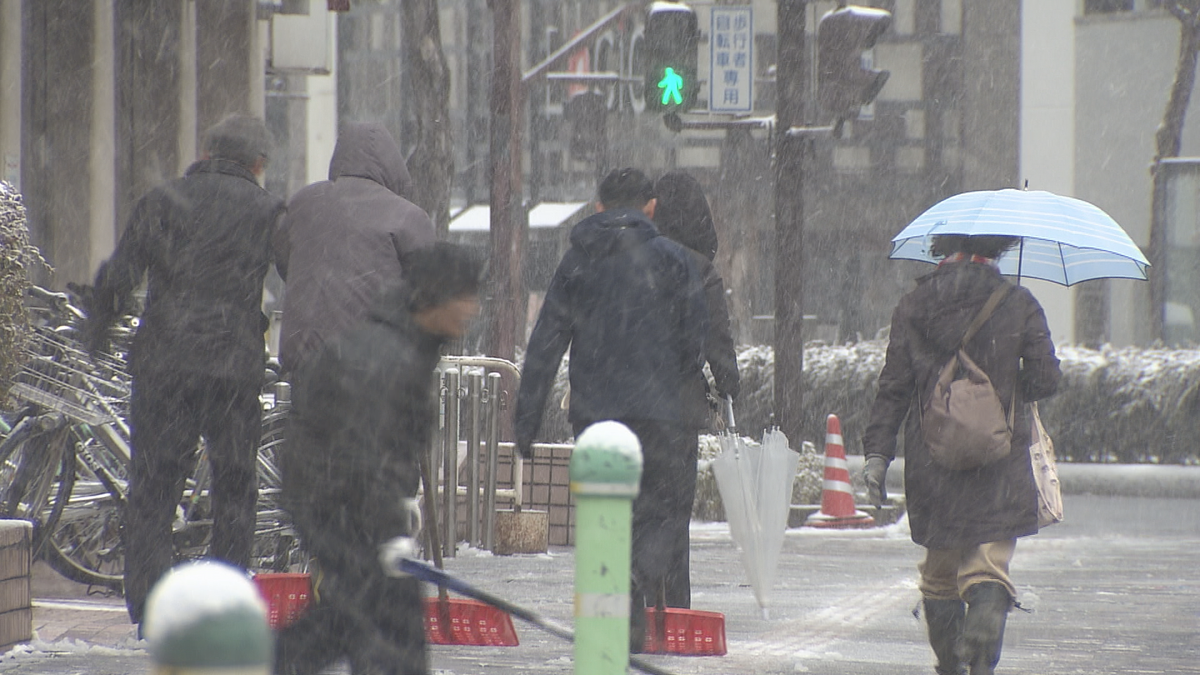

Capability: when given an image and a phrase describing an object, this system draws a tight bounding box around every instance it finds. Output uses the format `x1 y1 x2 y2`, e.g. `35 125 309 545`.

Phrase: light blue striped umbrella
890 189 1149 286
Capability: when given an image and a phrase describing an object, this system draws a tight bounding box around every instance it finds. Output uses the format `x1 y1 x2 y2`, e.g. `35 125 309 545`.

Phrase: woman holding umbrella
862 234 1061 675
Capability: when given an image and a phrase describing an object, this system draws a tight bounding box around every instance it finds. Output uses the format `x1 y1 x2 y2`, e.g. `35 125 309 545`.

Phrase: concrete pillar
114 1 184 230
0 1 21 188
195 1 260 140
21 0 97 286
960 0 1020 191
90 0 117 272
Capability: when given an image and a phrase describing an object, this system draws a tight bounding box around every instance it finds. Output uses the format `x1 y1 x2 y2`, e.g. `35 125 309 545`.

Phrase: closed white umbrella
711 399 798 618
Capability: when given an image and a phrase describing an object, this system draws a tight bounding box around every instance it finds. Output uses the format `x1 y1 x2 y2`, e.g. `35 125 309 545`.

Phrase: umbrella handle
723 395 737 434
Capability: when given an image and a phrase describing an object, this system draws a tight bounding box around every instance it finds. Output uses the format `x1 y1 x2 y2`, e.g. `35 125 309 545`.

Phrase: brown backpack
920 284 1015 470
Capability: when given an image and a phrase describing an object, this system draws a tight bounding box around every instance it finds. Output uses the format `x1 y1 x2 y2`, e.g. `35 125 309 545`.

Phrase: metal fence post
442 368 461 558
467 370 484 546
484 371 501 551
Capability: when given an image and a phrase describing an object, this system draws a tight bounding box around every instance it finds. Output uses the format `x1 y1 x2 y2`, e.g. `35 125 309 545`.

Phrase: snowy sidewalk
6 489 1200 674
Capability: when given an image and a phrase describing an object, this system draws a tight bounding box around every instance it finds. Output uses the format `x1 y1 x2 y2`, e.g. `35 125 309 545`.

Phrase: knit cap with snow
143 560 273 672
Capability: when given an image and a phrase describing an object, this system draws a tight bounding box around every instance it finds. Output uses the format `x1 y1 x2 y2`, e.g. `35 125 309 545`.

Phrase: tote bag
1029 402 1063 527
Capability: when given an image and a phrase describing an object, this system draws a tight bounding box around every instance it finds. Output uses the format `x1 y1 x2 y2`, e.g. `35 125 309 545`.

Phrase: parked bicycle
0 286 299 592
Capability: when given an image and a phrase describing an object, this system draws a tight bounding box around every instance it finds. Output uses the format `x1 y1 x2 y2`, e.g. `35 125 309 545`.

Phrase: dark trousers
275 510 427 675
575 419 698 642
124 372 261 624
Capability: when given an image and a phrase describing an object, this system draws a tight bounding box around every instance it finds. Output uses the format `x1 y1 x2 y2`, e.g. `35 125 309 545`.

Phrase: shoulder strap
960 284 1012 348
959 283 1018 429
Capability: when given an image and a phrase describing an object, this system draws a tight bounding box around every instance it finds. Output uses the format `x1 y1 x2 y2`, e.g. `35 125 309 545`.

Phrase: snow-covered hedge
0 183 47 398
527 341 1200 465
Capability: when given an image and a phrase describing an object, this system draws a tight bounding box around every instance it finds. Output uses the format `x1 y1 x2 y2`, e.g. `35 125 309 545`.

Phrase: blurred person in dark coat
862 235 1061 675
274 122 436 375
652 170 739 608
514 168 708 650
78 115 285 626
275 242 483 675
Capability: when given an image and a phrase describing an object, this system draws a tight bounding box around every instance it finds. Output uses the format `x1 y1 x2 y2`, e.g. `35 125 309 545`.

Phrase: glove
378 536 419 577
863 455 889 508
516 439 534 461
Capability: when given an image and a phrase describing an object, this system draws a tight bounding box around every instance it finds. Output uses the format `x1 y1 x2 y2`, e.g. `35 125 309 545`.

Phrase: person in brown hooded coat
862 234 1061 675
274 122 436 375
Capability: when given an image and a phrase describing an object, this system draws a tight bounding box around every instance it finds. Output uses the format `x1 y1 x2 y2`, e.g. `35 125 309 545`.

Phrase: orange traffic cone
805 414 875 529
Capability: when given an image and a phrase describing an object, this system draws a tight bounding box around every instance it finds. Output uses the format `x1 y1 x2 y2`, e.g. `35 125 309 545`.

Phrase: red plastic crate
423 597 520 646
254 573 519 647
642 607 727 656
253 573 312 630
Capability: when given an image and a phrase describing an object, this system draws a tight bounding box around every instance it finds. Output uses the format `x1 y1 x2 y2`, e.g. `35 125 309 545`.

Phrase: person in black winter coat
862 235 1061 675
651 171 739 608
275 242 483 675
78 115 286 626
514 168 708 650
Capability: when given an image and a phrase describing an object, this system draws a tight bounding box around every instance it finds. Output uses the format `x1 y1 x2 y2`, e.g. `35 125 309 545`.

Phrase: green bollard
571 421 642 675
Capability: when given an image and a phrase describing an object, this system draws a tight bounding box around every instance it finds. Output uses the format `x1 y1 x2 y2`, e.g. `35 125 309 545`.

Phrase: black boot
924 598 966 675
958 583 1012 675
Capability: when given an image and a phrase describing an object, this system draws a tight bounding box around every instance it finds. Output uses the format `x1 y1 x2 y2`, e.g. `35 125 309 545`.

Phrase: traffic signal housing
817 6 892 129
644 2 700 113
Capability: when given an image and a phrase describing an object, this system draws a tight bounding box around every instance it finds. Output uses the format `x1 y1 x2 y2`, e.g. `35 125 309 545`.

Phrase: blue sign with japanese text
709 6 753 113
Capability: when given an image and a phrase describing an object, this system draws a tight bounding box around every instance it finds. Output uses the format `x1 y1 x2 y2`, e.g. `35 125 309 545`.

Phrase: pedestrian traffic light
817 6 892 129
644 2 699 113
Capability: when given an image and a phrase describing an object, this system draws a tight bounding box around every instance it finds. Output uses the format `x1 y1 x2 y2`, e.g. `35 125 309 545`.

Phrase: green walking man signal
657 67 684 106
643 2 699 113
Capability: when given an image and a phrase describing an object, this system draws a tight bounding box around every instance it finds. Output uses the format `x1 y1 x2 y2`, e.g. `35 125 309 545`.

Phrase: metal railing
432 356 518 556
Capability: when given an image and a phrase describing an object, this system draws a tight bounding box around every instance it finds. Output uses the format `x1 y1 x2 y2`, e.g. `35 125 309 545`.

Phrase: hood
327 122 413 198
912 261 1008 353
653 171 718 261
569 208 660 259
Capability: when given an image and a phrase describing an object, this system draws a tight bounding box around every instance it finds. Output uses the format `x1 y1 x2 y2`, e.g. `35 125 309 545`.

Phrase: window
1084 0 1165 13
1084 0 1134 12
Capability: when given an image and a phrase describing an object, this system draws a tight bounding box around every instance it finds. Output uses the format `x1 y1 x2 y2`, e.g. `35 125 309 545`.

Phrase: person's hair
203 115 273 169
402 242 486 312
597 167 655 210
653 171 719 261
929 234 1021 260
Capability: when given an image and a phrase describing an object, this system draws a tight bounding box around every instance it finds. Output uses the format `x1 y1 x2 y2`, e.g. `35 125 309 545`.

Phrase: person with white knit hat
143 560 273 675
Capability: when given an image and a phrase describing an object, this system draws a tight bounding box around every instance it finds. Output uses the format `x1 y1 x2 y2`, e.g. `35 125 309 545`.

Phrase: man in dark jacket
79 115 286 625
652 170 739 608
274 122 436 374
275 242 483 675
862 235 1061 675
514 167 708 650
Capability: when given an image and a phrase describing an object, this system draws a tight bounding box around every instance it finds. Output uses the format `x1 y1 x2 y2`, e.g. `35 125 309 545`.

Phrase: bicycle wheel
43 430 127 591
0 421 76 554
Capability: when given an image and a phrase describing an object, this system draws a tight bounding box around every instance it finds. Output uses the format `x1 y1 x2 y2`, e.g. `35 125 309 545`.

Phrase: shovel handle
396 558 681 675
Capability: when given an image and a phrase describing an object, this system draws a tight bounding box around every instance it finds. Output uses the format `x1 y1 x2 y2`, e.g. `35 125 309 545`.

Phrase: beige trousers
918 539 1017 601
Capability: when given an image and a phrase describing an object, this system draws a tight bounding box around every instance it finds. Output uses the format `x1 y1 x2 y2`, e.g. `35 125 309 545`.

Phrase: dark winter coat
653 172 740 422
282 283 443 544
275 122 436 373
515 208 708 448
88 159 284 384
862 261 1061 550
